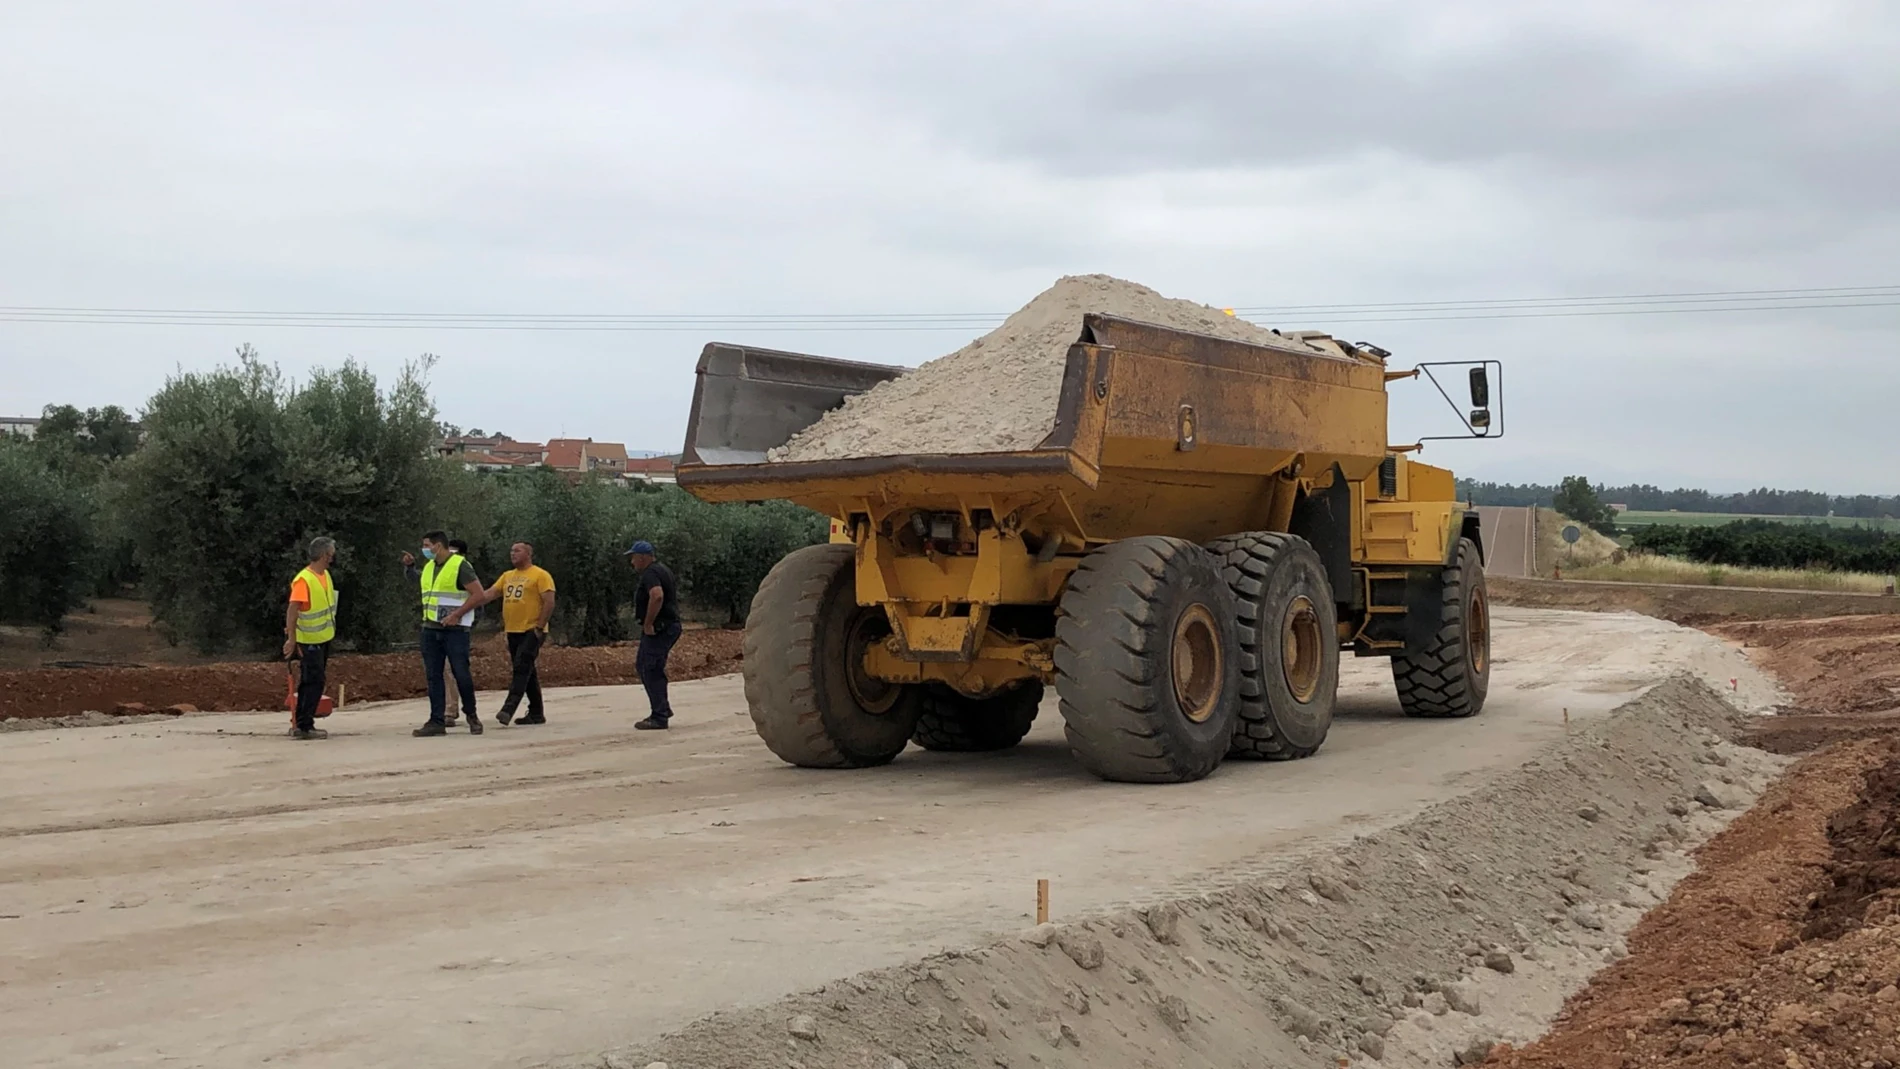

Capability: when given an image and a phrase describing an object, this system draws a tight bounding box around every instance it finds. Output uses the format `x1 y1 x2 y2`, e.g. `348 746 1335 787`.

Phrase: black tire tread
742 544 911 767
1391 538 1489 719
910 683 1043 752
1053 536 1237 784
1205 531 1336 760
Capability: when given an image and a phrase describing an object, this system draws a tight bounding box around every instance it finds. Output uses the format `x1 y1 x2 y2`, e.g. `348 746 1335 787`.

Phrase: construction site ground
6 600 1900 1068
0 626 744 723
1490 612 1900 1069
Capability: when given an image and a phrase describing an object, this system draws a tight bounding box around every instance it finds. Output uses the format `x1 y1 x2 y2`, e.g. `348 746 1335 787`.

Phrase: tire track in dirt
0 766 671 839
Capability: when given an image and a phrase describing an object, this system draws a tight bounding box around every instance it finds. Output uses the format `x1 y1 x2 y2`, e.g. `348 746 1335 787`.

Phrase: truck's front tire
1206 532 1339 759
911 682 1043 752
1391 537 1491 718
1054 537 1241 783
743 544 921 767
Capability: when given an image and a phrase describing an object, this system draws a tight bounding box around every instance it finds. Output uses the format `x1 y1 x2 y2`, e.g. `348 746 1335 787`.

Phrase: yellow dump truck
677 314 1497 783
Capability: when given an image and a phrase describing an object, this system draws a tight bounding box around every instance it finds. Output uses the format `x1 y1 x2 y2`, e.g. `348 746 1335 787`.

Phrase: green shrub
0 437 98 633
119 348 465 653
25 347 825 652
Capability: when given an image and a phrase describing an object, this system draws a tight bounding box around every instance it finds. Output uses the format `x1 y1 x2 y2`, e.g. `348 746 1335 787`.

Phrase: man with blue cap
625 540 680 730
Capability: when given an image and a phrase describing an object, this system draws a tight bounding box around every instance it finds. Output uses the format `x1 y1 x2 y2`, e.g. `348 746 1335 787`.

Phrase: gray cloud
1 1 1896 492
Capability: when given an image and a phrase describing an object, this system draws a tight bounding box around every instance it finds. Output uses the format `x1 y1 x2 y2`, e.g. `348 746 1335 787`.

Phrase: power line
1230 283 1900 314
1269 299 1900 325
2 284 1896 331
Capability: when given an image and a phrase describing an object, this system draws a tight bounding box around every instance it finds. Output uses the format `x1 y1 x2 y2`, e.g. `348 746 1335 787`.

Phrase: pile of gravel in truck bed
768 274 1333 462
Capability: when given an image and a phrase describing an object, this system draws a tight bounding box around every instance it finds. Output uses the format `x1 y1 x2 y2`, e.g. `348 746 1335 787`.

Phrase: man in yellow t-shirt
447 540 556 726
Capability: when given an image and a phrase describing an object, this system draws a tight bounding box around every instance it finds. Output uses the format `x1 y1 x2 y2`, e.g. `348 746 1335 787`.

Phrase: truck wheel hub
1282 595 1323 703
845 610 902 714
1171 604 1223 724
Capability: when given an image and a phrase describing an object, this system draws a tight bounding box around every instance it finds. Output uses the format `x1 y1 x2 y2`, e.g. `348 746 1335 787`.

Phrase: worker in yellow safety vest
401 530 488 736
282 536 338 741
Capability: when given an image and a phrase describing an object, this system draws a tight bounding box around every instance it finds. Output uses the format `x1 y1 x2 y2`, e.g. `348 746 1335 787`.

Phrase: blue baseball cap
624 540 655 555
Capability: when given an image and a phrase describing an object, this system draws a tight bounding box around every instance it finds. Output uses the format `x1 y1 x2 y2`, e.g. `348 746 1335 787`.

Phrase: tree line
1630 519 1900 575
1457 479 1900 519
0 348 825 651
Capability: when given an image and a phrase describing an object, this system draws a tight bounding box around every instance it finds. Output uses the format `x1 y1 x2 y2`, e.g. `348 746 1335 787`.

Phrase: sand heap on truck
768 274 1347 463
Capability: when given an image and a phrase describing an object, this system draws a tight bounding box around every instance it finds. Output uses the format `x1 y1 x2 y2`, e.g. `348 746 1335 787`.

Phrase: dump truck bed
678 314 1396 546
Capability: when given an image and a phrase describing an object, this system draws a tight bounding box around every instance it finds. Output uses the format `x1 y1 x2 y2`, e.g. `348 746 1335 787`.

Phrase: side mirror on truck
1407 360 1503 441
1468 367 1492 432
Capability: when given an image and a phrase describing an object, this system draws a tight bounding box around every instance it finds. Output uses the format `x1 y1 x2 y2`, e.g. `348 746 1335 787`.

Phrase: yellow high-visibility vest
293 567 337 645
421 554 472 627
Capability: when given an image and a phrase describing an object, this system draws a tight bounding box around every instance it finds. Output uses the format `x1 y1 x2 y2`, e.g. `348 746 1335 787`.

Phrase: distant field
1614 510 1900 531
1564 555 1894 593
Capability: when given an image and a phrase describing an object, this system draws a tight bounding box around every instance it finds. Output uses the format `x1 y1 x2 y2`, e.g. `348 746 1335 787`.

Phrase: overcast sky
3 1 1897 492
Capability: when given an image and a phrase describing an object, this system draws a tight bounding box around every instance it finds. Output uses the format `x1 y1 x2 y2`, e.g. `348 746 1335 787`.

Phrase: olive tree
120 347 468 653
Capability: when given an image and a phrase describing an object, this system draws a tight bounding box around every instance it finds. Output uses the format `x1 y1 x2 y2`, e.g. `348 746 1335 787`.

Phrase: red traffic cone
285 660 335 720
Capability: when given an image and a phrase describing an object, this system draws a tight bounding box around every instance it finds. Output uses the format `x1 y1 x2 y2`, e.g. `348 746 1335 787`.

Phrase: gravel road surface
0 607 1773 1068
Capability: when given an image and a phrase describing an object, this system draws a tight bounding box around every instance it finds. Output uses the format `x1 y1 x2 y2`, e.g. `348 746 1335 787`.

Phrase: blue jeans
422 627 477 725
637 621 682 721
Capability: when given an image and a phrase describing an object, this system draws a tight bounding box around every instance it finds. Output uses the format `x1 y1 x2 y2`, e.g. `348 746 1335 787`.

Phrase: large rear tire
911 682 1043 752
1206 532 1339 759
1054 536 1241 784
742 544 921 767
1391 537 1491 718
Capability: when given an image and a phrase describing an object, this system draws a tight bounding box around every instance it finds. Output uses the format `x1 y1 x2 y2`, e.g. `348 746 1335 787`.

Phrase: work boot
413 721 447 737
497 704 516 727
291 727 329 740
634 717 669 731
466 716 484 736
515 714 547 726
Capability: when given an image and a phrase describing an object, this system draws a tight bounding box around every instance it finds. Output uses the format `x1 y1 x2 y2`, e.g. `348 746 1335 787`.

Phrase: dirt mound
541 677 1781 1069
1490 739 1900 1069
1747 708 1900 755
1714 614 1900 716
0 629 743 723
1803 743 1900 941
770 274 1344 462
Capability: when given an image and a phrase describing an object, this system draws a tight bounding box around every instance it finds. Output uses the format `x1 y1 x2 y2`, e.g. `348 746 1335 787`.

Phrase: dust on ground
0 627 742 723
0 607 1773 1069
1714 612 1900 754
770 273 1346 462
1717 613 1900 714
1484 610 1900 1069
1489 739 1900 1069
566 677 1782 1069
